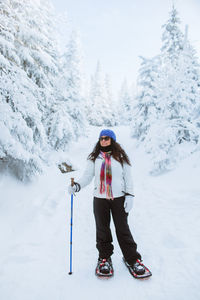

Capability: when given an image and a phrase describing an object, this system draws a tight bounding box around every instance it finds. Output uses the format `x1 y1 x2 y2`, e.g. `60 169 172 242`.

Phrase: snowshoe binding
123 258 152 279
95 257 114 278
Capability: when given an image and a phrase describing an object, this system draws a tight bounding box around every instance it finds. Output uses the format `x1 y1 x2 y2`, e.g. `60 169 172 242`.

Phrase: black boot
123 257 152 278
132 260 145 275
96 257 113 277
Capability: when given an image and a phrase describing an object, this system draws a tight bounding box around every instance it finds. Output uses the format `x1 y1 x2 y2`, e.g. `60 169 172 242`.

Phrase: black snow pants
93 196 141 265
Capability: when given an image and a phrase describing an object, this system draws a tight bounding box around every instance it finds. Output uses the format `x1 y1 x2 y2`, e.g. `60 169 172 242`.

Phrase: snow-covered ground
0 126 200 300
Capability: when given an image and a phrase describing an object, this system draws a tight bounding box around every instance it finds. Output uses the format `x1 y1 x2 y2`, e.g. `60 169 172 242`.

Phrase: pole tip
68 272 73 275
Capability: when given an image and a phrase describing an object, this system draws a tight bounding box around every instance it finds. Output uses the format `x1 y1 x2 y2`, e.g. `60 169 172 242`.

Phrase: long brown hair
87 139 131 166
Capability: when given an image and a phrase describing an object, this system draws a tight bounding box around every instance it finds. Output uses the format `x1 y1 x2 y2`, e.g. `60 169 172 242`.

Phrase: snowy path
0 126 200 300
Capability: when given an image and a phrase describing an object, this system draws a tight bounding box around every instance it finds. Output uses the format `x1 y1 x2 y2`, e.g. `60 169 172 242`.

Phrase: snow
0 125 200 300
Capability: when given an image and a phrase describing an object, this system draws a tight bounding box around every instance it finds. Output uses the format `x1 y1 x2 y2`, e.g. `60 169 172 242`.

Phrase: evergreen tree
131 55 161 140
161 5 184 65
158 24 200 146
47 31 87 151
60 32 84 100
0 0 56 179
118 79 132 125
149 15 200 172
45 100 74 151
132 6 200 173
88 62 114 126
0 0 79 179
104 73 117 126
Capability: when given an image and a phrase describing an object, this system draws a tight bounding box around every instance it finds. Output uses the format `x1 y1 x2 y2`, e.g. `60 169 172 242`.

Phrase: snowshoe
95 258 114 278
123 257 152 279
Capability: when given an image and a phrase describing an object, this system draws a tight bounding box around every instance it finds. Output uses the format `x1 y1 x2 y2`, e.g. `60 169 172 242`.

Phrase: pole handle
71 177 74 187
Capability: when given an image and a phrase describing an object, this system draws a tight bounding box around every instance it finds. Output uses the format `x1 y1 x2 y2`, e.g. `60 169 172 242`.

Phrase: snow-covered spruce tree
44 100 75 151
13 0 61 127
159 39 200 144
0 0 60 91
104 73 118 126
0 0 77 179
88 62 115 126
131 5 184 144
179 25 200 131
0 68 47 180
46 31 87 151
0 0 55 180
161 5 184 65
130 55 161 141
118 79 132 125
61 31 87 138
143 8 200 173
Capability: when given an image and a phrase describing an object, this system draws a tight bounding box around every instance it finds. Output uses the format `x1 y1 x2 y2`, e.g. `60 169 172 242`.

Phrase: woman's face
99 136 111 147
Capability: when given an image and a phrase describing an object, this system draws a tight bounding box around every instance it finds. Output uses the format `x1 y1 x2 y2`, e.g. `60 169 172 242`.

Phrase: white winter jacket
78 153 134 198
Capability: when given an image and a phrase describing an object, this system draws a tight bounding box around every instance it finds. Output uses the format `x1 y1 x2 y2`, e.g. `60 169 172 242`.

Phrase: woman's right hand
68 185 76 194
68 182 81 194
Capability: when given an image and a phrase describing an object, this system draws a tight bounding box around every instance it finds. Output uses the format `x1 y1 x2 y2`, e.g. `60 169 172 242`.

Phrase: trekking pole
68 177 74 275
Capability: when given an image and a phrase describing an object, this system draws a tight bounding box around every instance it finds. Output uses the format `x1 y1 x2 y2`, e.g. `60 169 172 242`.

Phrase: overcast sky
50 0 200 93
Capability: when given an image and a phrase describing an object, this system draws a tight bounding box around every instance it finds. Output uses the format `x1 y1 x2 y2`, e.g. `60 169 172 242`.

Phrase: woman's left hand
124 195 134 213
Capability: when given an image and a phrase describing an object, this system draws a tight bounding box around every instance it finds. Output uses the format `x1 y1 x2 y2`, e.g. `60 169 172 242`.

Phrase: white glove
68 182 81 194
124 195 134 213
68 185 76 195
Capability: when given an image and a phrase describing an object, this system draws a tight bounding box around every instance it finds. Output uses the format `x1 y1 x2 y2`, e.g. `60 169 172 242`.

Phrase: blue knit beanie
99 129 116 141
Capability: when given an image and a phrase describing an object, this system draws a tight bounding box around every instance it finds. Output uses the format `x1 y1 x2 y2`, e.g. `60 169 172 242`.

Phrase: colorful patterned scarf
100 151 113 200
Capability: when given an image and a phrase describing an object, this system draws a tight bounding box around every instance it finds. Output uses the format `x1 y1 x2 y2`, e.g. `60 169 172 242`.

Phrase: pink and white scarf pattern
100 151 113 200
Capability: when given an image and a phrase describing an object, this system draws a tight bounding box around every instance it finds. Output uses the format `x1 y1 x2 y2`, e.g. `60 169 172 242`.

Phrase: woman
68 129 148 278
